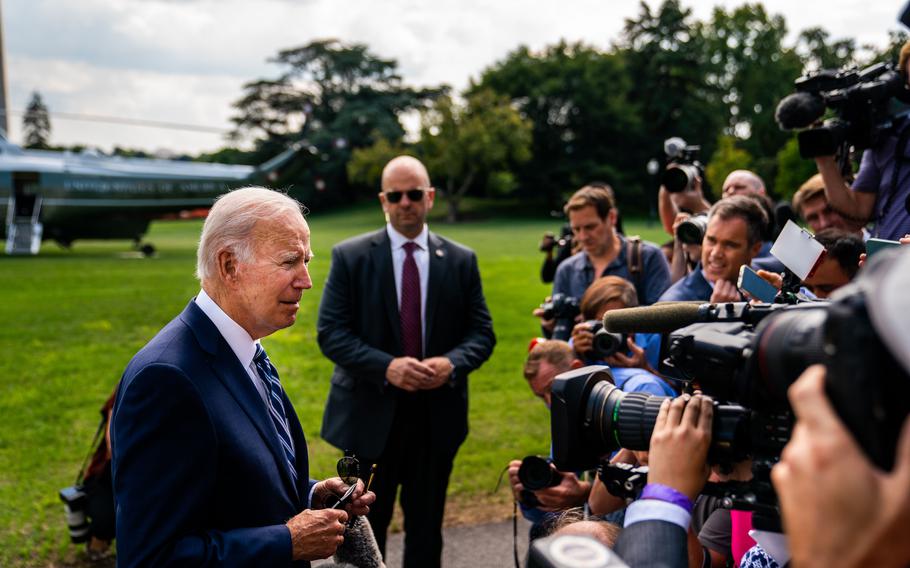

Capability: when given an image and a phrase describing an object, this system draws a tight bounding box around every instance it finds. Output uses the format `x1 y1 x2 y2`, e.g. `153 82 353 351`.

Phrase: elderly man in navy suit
318 156 495 567
111 187 374 567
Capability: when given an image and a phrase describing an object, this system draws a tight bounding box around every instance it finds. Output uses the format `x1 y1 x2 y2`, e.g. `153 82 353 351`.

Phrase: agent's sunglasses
382 188 427 203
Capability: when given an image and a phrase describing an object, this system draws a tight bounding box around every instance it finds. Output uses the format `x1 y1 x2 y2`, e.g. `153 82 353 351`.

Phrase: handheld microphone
775 92 826 130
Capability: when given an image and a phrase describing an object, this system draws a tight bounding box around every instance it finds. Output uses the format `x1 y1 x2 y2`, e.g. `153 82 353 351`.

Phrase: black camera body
777 61 910 158
676 213 708 246
551 284 910 529
662 137 704 193
541 293 581 341
517 455 562 507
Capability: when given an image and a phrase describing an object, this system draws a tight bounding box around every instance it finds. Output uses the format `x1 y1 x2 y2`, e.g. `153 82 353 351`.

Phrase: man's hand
385 357 434 391
571 321 595 355
709 279 741 304
312 477 375 517
507 459 524 502
420 356 454 389
286 508 348 561
606 337 653 371
534 471 591 512
647 394 713 501
772 365 910 568
533 304 556 334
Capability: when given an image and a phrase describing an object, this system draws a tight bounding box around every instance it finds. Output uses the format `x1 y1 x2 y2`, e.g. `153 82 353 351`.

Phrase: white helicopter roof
0 135 255 180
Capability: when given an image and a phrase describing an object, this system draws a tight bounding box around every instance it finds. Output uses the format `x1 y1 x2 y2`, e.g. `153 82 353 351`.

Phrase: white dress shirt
387 223 430 349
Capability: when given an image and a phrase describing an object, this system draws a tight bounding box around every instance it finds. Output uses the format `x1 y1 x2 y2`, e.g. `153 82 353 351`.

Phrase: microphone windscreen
775 92 826 130
603 302 703 334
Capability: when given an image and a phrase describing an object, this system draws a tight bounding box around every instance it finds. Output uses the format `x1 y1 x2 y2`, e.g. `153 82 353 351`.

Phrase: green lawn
0 202 666 566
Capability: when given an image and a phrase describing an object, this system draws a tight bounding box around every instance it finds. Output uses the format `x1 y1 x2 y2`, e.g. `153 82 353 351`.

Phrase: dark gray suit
614 520 689 568
317 227 495 567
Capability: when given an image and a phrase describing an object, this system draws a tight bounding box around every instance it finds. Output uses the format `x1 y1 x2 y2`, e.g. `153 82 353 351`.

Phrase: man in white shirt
112 187 374 567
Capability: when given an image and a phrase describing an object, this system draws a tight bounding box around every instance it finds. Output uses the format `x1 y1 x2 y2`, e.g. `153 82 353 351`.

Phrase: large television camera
550 257 910 529
775 61 910 159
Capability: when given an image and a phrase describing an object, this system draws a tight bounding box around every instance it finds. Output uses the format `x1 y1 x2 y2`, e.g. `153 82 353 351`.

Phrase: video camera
775 61 910 158
661 137 704 193
550 263 910 529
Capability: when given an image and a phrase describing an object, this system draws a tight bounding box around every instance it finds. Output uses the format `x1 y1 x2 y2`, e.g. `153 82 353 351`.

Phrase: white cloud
2 0 905 152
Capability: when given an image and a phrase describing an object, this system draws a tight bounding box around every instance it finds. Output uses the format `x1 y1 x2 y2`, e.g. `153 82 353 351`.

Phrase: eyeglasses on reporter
380 187 431 203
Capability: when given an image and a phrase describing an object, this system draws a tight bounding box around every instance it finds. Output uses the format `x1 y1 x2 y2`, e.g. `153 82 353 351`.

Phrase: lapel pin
435 249 445 258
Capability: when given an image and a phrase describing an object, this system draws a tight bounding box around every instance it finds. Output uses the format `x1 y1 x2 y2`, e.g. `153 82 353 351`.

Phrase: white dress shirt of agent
659 196 768 303
111 187 374 567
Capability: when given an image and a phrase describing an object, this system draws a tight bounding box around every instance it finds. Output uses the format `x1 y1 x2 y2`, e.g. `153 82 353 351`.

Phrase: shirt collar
195 288 259 369
583 233 627 271
386 223 429 251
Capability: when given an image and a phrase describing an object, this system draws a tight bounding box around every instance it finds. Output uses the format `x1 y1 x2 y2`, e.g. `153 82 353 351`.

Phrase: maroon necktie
400 241 422 359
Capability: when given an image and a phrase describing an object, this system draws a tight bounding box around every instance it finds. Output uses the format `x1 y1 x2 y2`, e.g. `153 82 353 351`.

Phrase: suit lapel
371 229 402 351
181 302 300 504
425 232 449 351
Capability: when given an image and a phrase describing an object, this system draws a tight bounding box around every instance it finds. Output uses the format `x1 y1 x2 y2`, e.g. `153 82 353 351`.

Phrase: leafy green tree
774 136 822 201
231 39 442 204
347 133 408 188
474 41 643 209
796 27 857 71
417 89 532 222
702 4 803 192
705 135 754 197
22 92 51 149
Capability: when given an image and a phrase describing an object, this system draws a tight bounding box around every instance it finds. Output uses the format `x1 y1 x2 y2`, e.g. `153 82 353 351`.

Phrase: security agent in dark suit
318 156 495 567
111 187 374 567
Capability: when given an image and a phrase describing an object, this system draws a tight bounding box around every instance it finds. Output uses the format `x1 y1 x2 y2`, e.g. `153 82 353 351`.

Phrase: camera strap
74 414 107 487
880 117 910 236
625 236 644 301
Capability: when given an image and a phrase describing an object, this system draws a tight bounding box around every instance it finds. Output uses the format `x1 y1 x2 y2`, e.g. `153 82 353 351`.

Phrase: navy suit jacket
658 265 713 303
111 301 317 567
317 228 495 459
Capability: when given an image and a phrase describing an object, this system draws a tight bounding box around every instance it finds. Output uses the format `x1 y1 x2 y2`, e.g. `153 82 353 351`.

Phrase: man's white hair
196 186 305 282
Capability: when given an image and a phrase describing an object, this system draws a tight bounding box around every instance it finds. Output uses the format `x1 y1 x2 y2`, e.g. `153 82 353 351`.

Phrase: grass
0 201 667 566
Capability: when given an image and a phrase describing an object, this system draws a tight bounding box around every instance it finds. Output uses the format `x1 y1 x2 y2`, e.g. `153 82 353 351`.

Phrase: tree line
25 1 909 219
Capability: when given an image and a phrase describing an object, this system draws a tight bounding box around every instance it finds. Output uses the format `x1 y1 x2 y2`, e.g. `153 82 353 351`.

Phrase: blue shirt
658 265 713 302
852 117 910 240
552 235 671 306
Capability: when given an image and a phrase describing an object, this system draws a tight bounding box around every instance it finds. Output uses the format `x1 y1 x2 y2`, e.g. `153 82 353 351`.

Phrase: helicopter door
6 172 43 255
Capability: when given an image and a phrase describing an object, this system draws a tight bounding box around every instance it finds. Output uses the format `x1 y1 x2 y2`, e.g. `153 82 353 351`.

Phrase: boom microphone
603 301 787 334
602 302 704 334
775 91 826 130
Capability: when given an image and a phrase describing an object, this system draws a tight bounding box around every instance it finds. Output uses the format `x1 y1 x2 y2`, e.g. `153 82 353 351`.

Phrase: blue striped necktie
253 344 297 483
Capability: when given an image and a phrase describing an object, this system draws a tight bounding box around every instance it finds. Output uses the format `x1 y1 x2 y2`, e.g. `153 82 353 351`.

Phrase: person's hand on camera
647 394 713 501
286 508 348 561
313 477 375 517
507 459 525 502
709 279 741 304
385 357 434 392
533 298 556 334
606 337 654 372
534 471 591 512
571 321 594 355
772 365 910 568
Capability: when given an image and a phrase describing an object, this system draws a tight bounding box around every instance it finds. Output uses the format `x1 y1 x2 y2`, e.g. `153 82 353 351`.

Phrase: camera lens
676 215 708 246
662 165 695 193
591 329 625 359
518 456 561 490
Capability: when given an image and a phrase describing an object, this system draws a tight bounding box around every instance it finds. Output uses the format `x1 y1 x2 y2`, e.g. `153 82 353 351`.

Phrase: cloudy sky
2 0 905 154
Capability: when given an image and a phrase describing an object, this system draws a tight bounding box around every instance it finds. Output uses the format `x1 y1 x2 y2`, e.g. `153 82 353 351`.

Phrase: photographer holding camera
571 276 675 397
660 196 768 303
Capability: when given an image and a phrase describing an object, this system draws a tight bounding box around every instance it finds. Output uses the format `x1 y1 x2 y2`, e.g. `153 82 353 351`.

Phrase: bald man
721 169 766 198
317 156 495 567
